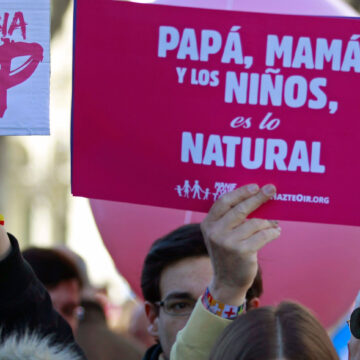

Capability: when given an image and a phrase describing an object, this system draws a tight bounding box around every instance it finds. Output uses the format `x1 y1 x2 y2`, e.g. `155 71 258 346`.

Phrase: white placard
0 0 50 135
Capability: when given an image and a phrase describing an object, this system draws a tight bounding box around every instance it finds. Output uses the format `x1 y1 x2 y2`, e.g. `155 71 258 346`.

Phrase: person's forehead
159 256 213 300
48 279 80 303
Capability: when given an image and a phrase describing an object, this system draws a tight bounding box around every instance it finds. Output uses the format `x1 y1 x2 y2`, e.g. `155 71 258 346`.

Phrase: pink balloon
91 199 360 328
91 0 359 328
154 0 356 16
90 200 205 297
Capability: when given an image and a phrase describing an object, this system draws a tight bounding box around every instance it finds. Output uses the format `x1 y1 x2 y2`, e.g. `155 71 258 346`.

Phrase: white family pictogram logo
175 180 237 201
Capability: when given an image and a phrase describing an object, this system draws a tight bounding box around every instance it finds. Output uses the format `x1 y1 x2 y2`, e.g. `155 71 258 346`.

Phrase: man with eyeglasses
141 184 280 360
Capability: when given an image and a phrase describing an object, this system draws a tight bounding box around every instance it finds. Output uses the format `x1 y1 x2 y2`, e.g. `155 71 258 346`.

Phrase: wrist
209 281 248 307
202 286 246 320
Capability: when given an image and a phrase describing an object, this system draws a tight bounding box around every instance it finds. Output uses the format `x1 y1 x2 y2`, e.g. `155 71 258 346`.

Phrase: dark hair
22 247 83 290
210 301 338 360
141 223 263 305
350 307 360 339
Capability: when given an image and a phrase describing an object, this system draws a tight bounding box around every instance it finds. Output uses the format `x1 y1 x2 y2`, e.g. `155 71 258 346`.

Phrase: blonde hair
210 301 339 360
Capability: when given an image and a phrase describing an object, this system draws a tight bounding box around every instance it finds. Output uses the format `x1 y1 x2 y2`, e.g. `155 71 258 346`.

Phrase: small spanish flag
0 214 4 226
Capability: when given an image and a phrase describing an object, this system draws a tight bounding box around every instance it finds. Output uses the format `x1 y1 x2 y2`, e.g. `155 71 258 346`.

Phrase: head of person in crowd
209 301 338 360
348 291 360 359
23 247 83 333
141 223 263 360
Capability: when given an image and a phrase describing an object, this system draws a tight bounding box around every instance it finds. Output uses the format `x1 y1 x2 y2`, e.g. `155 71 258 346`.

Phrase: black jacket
142 344 163 360
0 234 87 358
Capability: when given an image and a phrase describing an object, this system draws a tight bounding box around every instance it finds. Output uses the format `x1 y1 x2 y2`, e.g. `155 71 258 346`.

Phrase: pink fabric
154 0 356 16
91 198 360 328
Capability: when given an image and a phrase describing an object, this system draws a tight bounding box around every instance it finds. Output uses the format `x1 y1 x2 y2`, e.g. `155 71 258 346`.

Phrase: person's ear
145 301 159 338
247 297 260 310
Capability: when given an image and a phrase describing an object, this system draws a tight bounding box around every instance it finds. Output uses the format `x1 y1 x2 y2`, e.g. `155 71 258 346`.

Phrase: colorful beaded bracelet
201 287 246 320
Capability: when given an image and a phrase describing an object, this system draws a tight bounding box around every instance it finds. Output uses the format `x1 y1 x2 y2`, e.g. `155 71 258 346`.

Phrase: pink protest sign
72 0 360 226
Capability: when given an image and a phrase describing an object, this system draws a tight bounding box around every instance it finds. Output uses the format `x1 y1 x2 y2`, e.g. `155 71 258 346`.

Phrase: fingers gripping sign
200 184 281 306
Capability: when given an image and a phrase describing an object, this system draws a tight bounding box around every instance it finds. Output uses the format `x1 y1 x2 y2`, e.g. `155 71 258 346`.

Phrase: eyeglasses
154 297 197 316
